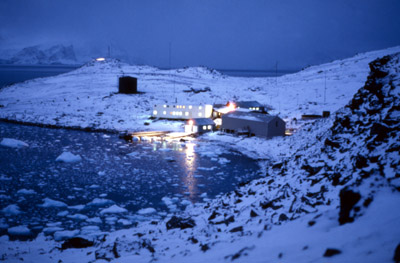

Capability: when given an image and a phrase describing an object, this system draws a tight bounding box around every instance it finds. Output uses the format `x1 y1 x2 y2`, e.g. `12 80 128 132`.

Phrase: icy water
0 65 79 88
0 122 261 239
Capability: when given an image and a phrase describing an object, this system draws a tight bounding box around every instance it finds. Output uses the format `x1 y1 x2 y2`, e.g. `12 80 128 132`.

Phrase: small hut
119 76 137 94
185 118 215 134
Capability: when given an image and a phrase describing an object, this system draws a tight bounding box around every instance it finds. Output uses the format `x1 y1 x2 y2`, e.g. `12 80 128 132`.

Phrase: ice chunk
56 152 82 163
181 199 192 206
87 198 114 207
57 211 69 217
137 207 156 215
117 219 132 226
67 214 88 221
100 205 127 214
53 230 80 241
0 138 29 148
86 217 102 224
1 204 22 215
68 204 85 211
16 189 37 195
8 226 31 236
43 227 64 235
39 198 67 208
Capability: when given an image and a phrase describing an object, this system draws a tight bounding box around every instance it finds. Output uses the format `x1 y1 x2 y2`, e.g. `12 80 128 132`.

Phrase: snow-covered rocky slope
0 46 399 135
0 44 78 65
0 52 399 262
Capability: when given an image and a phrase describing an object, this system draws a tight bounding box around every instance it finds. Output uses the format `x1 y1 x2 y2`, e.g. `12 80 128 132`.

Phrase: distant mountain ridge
0 44 78 65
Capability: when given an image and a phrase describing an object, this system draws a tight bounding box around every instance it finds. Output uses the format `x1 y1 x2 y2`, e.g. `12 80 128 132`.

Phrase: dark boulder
394 243 400 263
166 216 196 230
355 155 368 169
229 226 243 233
324 138 341 148
250 210 258 217
323 248 342 257
260 200 282 210
370 123 390 141
279 213 289 222
339 189 361 225
61 237 94 250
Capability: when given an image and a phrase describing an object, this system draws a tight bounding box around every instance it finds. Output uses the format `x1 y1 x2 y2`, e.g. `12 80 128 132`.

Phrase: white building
152 104 213 120
184 118 216 134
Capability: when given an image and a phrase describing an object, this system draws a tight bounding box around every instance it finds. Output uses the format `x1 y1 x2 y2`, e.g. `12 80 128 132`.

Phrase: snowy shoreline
0 47 399 262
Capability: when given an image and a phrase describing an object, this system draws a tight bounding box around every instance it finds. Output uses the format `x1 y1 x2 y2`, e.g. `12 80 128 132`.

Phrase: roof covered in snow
223 111 279 123
189 118 215 125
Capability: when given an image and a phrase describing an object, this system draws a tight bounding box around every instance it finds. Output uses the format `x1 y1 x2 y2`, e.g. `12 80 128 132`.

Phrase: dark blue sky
1 0 400 70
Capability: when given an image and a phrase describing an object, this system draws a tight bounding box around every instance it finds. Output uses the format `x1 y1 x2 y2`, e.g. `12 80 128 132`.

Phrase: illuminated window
153 110 157 115
203 126 207 130
189 105 192 109
198 113 202 117
185 112 189 116
208 125 212 130
163 111 166 115
256 107 259 110
199 106 202 109
183 106 186 109
163 105 167 108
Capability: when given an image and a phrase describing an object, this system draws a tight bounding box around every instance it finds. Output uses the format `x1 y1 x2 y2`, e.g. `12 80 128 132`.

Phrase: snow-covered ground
0 46 399 135
0 47 399 262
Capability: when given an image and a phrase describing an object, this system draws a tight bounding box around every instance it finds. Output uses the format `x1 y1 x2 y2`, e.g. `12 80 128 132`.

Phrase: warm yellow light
227 102 236 112
96 57 105 61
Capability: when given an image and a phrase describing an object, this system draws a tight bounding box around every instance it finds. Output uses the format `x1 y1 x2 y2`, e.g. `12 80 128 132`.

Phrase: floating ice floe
0 138 29 148
53 230 79 241
55 151 82 163
67 214 88 221
68 204 85 211
1 204 22 215
7 226 31 236
39 198 67 208
87 198 114 207
43 227 64 235
16 189 37 195
86 217 102 224
100 205 127 214
137 207 157 215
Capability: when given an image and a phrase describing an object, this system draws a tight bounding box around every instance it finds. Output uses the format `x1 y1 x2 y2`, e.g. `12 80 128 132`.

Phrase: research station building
152 104 213 120
221 111 285 138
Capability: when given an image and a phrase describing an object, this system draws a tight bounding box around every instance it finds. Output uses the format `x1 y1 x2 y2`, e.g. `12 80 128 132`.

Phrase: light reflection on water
0 121 262 237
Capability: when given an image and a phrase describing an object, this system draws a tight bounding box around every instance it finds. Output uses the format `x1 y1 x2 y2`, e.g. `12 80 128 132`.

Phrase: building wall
267 117 286 137
153 104 212 120
184 124 215 133
222 115 285 138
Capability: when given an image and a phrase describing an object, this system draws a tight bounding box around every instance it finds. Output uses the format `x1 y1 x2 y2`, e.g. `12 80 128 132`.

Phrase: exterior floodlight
227 102 236 112
188 120 194 126
96 57 106 61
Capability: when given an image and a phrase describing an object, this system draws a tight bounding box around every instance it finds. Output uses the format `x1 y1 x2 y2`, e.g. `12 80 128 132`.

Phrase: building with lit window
184 118 216 134
152 104 213 120
234 101 266 112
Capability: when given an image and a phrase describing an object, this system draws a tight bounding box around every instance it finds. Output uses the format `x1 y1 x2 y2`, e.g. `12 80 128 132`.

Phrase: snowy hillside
0 50 399 262
0 44 78 65
0 46 399 136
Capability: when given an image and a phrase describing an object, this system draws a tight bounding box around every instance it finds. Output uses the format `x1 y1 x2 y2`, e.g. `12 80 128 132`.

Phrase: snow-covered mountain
0 48 399 262
0 44 78 65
